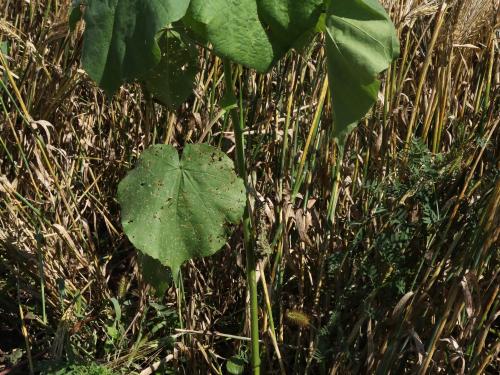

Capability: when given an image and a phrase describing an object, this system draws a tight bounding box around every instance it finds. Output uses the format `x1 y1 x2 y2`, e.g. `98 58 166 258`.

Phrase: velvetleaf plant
71 0 399 373
117 144 246 279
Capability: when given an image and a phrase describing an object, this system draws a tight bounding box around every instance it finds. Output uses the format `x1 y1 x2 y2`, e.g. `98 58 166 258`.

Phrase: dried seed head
286 310 311 328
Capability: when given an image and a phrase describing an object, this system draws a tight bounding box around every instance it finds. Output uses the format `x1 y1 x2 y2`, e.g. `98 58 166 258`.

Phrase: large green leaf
184 0 278 72
184 0 323 72
79 0 190 95
117 144 245 277
325 0 399 144
144 30 198 109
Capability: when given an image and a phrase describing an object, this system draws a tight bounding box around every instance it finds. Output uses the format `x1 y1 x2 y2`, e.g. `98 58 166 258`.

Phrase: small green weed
40 362 115 375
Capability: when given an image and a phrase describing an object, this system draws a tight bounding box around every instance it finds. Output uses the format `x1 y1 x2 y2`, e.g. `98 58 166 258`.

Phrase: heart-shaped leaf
79 0 190 95
325 0 399 145
117 144 246 278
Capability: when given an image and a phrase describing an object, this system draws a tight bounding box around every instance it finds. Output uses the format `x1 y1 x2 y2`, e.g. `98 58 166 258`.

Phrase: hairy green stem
223 59 260 374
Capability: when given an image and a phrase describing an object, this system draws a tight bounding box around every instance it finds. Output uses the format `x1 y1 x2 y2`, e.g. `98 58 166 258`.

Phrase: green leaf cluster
72 0 400 277
72 1 399 137
41 363 115 375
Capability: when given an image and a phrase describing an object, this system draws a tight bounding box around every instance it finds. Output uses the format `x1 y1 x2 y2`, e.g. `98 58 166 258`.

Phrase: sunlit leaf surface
118 144 246 277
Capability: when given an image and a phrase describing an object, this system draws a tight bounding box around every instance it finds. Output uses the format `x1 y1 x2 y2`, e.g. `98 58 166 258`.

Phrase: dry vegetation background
0 0 499 374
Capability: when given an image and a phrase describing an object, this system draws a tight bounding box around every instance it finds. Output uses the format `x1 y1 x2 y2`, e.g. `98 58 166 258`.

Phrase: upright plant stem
35 230 47 324
327 144 345 225
16 267 34 375
404 2 447 151
223 59 260 374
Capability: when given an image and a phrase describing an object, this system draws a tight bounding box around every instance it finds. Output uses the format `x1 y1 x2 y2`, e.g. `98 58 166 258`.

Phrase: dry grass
1 0 499 374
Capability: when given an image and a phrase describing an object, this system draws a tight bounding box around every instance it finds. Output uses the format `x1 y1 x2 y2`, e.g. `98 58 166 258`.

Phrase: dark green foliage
144 29 199 109
138 253 172 297
314 139 474 368
68 6 82 32
41 362 115 375
76 0 190 95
